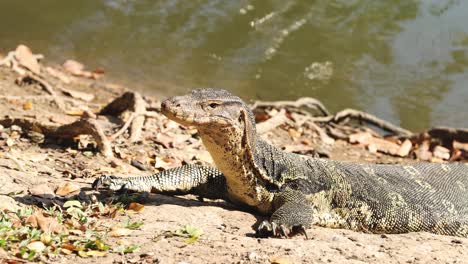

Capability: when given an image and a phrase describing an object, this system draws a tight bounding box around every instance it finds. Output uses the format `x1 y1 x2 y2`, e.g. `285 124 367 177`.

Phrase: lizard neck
199 126 274 213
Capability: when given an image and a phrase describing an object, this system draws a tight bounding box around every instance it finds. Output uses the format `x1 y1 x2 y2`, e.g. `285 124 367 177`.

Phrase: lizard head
161 88 258 168
161 88 256 135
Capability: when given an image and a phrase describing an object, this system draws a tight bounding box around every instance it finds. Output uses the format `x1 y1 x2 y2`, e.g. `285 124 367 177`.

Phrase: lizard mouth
161 98 232 127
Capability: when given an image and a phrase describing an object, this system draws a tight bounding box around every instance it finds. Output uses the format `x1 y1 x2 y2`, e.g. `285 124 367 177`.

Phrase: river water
0 0 467 131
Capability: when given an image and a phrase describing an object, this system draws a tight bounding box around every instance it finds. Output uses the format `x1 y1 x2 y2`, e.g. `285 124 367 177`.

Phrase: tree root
256 109 290 134
100 91 148 142
427 127 468 142
252 97 331 116
15 74 66 111
332 108 412 136
0 117 113 158
53 118 113 158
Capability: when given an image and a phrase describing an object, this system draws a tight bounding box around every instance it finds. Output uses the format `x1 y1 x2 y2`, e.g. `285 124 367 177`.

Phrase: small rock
55 182 80 196
30 184 55 199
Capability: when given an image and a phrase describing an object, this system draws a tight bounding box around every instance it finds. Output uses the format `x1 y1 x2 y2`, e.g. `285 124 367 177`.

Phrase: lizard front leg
257 188 315 239
93 164 227 200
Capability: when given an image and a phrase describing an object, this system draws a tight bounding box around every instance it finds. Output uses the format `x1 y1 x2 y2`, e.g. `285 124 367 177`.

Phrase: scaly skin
94 89 468 238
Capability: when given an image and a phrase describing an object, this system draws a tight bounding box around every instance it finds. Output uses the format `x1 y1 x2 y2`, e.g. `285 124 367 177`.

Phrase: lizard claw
92 175 125 191
256 220 309 239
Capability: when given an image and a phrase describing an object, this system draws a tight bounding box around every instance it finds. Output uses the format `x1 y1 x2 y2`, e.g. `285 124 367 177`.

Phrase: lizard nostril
175 103 181 108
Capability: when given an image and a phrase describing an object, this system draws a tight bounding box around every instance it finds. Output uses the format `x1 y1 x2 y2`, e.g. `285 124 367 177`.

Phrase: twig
252 97 331 116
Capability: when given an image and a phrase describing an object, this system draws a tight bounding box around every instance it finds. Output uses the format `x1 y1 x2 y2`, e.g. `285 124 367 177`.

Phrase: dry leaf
269 256 292 264
85 250 107 257
155 133 174 148
349 132 400 155
25 215 38 227
288 128 302 140
454 141 468 152
433 145 450 160
29 183 55 199
154 156 174 170
27 241 46 252
56 182 80 196
61 248 74 255
23 101 33 110
34 211 67 234
15 44 40 74
417 141 432 161
61 243 77 251
128 202 145 213
396 139 412 157
6 138 14 147
109 227 132 237
66 110 85 116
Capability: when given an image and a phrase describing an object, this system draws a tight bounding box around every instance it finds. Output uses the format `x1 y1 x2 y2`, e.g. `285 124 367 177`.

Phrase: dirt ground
0 58 467 264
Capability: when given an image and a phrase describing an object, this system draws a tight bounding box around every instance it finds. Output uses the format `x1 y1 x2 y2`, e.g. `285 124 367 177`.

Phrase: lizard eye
208 103 219 109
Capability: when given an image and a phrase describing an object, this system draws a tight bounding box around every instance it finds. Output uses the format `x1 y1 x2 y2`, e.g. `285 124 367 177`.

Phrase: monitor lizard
93 89 468 238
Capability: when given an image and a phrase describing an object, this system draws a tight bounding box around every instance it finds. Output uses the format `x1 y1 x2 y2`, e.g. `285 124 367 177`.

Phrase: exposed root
427 127 468 143
256 109 289 134
129 92 146 143
0 117 113 158
15 74 66 111
110 112 136 141
100 91 147 142
332 108 412 136
252 97 331 116
53 118 113 158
